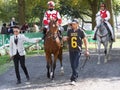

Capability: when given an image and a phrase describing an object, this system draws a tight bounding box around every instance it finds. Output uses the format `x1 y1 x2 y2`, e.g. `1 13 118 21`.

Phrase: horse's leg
58 47 64 75
52 59 56 79
108 42 113 60
97 41 101 64
46 53 52 78
103 42 108 63
49 55 53 79
52 51 60 79
46 61 50 78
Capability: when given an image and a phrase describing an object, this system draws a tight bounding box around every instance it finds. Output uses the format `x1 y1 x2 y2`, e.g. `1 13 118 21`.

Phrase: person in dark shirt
63 19 89 85
1 23 8 34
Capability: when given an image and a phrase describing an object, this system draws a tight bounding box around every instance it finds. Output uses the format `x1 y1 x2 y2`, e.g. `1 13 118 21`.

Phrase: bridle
46 19 59 40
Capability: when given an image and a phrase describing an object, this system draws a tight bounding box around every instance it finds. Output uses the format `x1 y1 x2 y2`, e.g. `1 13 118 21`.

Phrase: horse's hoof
108 57 111 60
50 72 53 79
97 62 100 64
47 73 50 78
51 79 55 83
60 70 64 75
47 75 50 78
104 59 107 63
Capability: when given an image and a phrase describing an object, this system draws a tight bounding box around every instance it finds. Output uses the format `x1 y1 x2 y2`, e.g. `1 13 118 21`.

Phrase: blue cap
71 19 79 24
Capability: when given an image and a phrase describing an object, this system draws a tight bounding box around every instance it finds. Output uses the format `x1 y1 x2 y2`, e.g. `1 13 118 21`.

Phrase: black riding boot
42 28 47 40
93 27 99 40
93 32 97 40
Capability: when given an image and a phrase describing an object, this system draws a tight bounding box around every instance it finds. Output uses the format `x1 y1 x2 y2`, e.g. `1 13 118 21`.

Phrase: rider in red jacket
93 3 115 41
42 1 62 39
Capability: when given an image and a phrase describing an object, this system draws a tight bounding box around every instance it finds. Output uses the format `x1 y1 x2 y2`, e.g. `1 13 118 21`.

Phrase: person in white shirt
9 26 40 84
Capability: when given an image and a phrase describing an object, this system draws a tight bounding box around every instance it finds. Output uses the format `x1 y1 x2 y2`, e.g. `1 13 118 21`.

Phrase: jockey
42 1 62 39
93 3 115 41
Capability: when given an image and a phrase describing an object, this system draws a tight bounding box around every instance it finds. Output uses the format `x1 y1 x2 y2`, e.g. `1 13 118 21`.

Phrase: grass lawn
0 55 13 75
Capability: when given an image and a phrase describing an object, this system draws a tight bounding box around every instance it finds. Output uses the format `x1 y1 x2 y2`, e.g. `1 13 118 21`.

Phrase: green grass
0 55 13 75
0 55 9 66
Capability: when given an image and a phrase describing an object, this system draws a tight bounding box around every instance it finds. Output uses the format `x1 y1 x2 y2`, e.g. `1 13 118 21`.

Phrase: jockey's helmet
100 3 106 8
47 1 55 7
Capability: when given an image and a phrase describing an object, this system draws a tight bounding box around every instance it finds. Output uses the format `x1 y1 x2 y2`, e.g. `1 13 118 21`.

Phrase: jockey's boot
93 35 96 40
93 27 99 40
42 28 47 40
93 32 97 40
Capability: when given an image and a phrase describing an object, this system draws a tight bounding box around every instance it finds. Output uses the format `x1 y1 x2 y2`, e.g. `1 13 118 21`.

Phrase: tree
105 0 114 26
87 0 98 29
0 0 18 23
17 0 25 25
59 0 97 29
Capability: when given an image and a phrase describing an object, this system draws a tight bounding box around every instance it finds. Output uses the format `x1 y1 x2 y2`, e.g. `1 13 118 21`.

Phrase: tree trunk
17 0 25 25
91 0 98 30
105 0 114 27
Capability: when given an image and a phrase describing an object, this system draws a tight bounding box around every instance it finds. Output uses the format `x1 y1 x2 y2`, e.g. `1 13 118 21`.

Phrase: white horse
95 15 113 64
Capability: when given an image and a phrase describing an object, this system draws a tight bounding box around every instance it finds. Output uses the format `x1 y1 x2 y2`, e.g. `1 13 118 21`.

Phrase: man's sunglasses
13 31 19 32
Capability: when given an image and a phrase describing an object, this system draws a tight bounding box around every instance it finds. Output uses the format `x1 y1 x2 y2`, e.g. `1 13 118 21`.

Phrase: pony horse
95 15 113 64
44 19 64 80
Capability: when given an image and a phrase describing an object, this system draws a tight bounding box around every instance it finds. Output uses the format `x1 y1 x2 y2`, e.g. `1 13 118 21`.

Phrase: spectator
7 25 13 34
9 17 17 27
33 23 39 32
9 17 17 34
21 23 29 33
1 23 8 34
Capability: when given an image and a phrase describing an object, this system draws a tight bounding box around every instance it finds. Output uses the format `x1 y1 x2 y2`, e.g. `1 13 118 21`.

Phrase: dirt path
0 50 120 90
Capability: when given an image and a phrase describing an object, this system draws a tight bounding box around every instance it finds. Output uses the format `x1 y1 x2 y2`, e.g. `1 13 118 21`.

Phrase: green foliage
0 0 120 26
113 0 120 16
0 0 18 23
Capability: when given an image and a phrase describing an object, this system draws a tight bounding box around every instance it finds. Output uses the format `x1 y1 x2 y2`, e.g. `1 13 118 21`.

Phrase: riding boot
93 34 97 40
42 28 47 40
93 30 97 40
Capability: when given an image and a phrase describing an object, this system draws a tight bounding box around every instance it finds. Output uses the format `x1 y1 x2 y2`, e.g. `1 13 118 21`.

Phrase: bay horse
44 19 64 80
95 15 113 64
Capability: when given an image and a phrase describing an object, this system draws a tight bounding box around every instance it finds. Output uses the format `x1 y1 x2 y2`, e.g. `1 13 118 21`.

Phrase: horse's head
95 15 103 27
49 19 58 33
